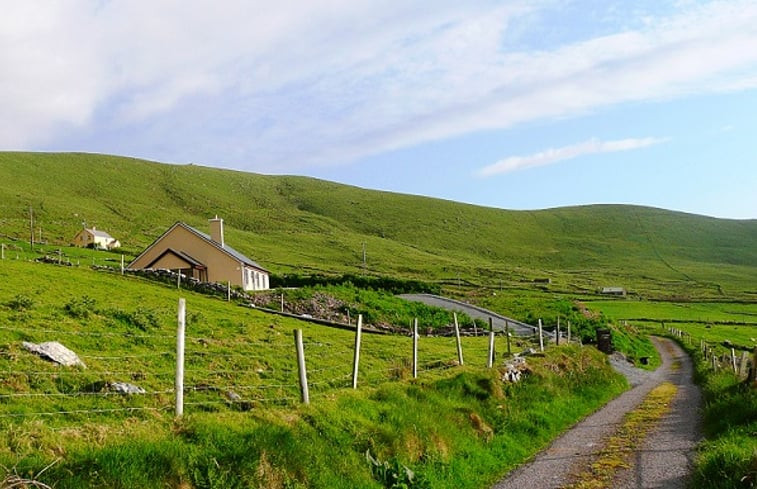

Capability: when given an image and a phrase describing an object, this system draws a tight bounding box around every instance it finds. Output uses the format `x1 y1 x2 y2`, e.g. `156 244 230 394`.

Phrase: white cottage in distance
71 227 121 250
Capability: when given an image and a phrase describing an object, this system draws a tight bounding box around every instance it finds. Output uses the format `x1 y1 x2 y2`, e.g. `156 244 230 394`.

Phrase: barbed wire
0 406 171 419
0 325 170 340
0 369 174 378
0 389 174 399
80 352 173 360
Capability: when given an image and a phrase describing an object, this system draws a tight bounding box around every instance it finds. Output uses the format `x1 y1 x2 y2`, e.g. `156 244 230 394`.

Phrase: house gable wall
129 225 259 289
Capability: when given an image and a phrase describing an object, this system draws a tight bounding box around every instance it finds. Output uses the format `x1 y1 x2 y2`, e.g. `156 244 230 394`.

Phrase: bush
5 294 34 311
64 295 97 318
270 273 441 295
366 450 430 489
111 307 162 331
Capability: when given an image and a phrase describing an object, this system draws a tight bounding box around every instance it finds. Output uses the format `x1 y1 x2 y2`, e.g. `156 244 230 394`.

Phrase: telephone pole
29 206 34 251
362 242 366 275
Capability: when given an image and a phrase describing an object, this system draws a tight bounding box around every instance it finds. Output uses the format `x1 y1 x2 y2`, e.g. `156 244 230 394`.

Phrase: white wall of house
243 266 269 291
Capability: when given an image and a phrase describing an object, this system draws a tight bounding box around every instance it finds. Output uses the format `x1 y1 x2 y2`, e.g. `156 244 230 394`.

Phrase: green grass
1 151 755 487
663 337 757 489
0 256 630 488
1 151 756 300
587 300 757 353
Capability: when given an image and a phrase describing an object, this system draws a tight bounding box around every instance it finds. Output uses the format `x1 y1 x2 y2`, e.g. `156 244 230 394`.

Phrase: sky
2 1 756 219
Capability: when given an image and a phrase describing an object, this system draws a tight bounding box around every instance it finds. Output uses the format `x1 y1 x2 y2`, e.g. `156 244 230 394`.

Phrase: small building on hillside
600 286 627 297
127 216 269 291
71 227 121 250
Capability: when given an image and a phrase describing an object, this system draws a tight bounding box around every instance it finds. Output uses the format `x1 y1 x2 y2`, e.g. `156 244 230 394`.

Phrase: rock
518 348 537 357
22 341 86 368
110 382 146 395
225 390 242 401
501 356 529 383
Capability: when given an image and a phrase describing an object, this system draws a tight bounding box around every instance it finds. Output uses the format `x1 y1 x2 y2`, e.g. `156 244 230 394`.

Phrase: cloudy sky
2 1 756 219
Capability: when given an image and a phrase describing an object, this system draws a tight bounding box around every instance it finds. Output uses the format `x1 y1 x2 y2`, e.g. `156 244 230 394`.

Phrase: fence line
0 406 170 419
0 301 567 422
663 325 755 378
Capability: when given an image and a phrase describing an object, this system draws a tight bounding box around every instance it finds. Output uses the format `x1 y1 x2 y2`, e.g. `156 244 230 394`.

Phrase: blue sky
2 1 756 219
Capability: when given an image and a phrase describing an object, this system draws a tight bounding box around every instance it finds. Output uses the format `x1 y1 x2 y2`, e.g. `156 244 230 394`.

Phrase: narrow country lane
492 337 701 489
612 338 702 488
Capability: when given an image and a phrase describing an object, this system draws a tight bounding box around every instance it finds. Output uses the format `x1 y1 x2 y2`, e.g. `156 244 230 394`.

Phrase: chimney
209 216 224 246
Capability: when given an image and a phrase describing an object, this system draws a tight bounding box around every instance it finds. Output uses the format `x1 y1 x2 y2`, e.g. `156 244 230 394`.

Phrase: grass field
0 255 632 488
587 300 757 352
1 151 755 487
1 152 756 301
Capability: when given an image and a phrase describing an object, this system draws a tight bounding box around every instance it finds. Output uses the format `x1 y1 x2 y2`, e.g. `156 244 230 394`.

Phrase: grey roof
601 287 626 293
181 223 268 272
87 228 116 239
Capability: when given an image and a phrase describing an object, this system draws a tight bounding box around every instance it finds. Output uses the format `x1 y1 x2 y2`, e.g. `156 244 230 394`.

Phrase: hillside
1 151 756 298
0 256 628 488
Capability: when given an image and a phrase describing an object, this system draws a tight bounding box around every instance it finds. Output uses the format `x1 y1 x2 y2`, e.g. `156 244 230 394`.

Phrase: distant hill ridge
1 152 755 297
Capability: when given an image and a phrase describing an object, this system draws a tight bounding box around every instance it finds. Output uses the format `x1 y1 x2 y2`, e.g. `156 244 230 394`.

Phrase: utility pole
362 242 366 275
29 206 34 251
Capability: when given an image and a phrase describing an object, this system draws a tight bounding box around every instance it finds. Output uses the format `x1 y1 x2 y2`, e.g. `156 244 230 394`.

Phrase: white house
71 227 121 250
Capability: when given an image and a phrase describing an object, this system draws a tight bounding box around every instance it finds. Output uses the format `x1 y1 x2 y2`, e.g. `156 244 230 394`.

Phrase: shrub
5 294 34 311
366 450 430 489
111 307 162 331
64 295 97 318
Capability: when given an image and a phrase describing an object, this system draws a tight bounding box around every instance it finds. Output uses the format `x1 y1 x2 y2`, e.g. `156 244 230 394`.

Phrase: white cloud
477 137 669 177
0 1 756 170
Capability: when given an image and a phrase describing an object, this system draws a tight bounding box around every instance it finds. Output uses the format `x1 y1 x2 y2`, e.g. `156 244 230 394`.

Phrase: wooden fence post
453 313 464 366
175 298 186 417
227 281 231 302
281 292 285 312
739 351 749 378
555 317 560 346
352 315 363 389
749 348 757 384
412 318 419 379
567 320 571 343
731 348 738 374
294 329 310 404
538 319 544 352
121 254 124 275
505 320 511 356
487 331 495 368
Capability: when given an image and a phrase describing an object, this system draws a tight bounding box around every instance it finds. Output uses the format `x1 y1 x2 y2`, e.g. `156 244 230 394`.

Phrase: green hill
1 151 755 298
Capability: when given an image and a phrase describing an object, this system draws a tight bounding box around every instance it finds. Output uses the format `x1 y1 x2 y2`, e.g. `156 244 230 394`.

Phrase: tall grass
17 347 626 489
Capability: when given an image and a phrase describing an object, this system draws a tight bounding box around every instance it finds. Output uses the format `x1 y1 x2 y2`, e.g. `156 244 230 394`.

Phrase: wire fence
0 297 550 423
664 325 756 380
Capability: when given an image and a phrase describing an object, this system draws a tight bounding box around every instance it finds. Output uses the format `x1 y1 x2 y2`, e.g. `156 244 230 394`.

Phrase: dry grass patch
563 381 678 489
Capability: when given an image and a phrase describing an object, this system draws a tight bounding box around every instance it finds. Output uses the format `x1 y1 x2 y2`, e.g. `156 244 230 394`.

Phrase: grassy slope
0 258 627 488
588 300 757 351
1 152 756 299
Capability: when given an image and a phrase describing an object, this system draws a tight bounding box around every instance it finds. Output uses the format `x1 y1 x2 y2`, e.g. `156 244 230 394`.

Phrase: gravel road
491 337 701 489
399 294 537 336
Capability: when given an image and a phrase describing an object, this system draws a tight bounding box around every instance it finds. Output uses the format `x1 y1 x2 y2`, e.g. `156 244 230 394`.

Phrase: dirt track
491 337 701 489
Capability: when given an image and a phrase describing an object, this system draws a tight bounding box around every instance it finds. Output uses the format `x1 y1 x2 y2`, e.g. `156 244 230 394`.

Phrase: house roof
129 221 268 272
85 228 116 240
182 222 267 271
601 287 626 293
